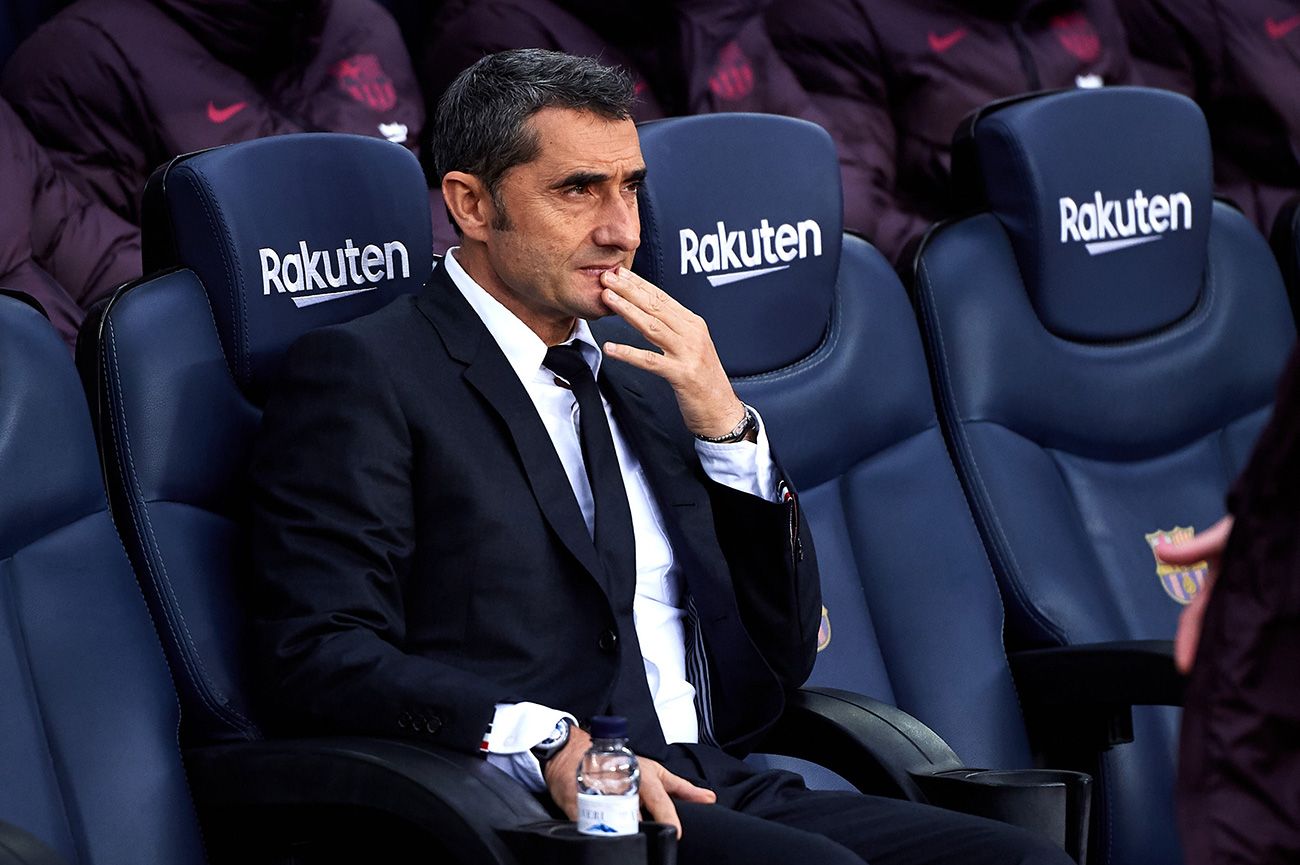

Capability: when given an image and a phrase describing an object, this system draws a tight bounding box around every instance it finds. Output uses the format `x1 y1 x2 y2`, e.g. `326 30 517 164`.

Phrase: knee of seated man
992 826 1076 865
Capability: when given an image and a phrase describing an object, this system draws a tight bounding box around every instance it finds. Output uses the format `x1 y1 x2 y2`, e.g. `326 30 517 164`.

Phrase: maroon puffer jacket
769 0 1134 263
421 0 669 121
423 0 822 122
419 0 845 250
0 97 140 347
1 0 423 227
1119 0 1300 234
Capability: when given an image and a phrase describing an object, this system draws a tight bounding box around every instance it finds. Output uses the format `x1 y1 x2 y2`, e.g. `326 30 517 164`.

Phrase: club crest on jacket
331 54 397 112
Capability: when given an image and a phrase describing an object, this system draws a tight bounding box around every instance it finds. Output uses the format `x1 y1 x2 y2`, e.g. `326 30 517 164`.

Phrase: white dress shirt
441 250 779 790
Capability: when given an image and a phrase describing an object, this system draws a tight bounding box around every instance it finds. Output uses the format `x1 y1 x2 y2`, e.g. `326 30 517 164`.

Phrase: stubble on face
472 108 646 345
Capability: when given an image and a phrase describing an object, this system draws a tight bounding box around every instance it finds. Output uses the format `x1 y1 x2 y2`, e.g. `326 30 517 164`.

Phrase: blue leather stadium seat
595 113 1090 859
913 87 1297 865
78 134 658 864
0 290 206 865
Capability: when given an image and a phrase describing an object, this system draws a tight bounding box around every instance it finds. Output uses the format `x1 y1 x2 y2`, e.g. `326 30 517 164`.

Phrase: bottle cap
588 715 628 739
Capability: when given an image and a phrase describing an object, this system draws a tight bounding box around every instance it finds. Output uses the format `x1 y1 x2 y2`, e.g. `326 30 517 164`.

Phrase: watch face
533 718 571 761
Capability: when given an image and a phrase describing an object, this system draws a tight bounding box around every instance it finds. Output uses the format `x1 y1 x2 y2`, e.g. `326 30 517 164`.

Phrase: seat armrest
758 687 966 801
911 769 1091 864
0 822 67 865
1010 640 1184 707
759 688 1091 862
1011 640 1183 750
185 737 673 865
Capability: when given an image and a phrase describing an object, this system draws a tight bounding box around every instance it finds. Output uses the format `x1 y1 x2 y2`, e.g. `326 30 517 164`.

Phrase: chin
579 301 616 323
569 284 612 320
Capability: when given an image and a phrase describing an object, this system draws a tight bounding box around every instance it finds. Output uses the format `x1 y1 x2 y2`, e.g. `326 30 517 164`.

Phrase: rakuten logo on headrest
679 218 822 286
260 239 410 308
1059 189 1192 256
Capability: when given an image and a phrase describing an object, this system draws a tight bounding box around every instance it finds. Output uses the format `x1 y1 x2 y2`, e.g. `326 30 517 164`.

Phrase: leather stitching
105 319 254 736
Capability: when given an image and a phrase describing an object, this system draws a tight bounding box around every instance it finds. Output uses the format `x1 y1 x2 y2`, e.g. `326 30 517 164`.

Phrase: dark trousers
664 745 1072 865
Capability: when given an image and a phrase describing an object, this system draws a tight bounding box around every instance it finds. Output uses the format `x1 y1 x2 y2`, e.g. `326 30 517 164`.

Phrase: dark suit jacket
249 261 820 759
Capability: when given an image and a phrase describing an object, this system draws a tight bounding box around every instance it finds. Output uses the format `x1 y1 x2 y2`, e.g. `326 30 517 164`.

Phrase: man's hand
1155 515 1234 673
598 267 747 439
542 725 716 838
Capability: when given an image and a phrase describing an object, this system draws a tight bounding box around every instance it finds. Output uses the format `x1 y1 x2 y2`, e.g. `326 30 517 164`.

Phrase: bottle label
576 791 640 836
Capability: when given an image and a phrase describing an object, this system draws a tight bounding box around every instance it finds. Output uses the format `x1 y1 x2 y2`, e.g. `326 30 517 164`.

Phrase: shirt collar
443 248 603 382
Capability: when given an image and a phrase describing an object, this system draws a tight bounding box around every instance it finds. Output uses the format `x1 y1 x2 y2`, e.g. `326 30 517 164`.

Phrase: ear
442 171 494 243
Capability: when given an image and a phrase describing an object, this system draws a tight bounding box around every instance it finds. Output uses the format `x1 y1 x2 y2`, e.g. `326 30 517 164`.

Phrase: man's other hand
1155 515 1233 673
598 267 747 439
542 724 716 838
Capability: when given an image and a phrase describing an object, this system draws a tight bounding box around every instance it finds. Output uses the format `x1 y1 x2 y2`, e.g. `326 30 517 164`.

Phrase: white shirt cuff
695 406 779 502
483 702 576 793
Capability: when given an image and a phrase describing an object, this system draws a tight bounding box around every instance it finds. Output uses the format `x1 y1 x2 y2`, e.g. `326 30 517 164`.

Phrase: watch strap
695 403 757 444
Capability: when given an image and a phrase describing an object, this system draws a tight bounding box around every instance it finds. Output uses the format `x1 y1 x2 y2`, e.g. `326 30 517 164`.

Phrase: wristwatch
530 717 573 767
694 403 758 444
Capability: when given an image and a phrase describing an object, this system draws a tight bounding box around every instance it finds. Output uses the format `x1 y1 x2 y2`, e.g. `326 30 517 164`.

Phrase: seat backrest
81 134 433 744
913 86 1297 864
920 85 1295 658
0 291 206 865
609 112 1033 771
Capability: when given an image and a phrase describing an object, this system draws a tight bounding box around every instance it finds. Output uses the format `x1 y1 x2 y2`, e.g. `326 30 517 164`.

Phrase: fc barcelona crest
709 41 755 102
1144 526 1208 605
330 54 397 112
1050 12 1101 63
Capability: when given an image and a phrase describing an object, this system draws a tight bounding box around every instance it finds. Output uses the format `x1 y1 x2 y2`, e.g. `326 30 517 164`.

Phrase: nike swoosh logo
1266 15 1300 40
290 287 378 308
207 101 248 124
928 28 968 54
1084 235 1163 256
705 265 790 287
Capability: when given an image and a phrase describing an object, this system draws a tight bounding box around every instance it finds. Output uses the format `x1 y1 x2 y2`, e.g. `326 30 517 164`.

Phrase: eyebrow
552 166 648 189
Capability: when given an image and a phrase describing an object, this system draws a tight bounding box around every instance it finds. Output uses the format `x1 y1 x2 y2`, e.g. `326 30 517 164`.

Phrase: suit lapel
415 263 607 591
599 367 729 604
599 372 699 509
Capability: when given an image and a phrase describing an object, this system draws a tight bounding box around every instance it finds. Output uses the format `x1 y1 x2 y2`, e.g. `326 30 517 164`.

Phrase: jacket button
598 629 619 652
397 711 412 730
424 715 442 734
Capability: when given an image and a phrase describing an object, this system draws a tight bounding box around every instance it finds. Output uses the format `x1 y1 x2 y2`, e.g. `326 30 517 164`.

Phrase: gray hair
432 49 636 231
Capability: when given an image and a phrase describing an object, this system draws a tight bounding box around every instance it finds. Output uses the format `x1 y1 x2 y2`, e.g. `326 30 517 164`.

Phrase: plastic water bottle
576 715 640 836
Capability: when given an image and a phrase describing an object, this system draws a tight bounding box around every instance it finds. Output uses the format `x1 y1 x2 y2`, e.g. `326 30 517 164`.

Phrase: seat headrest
142 133 433 400
633 114 842 376
960 87 1212 342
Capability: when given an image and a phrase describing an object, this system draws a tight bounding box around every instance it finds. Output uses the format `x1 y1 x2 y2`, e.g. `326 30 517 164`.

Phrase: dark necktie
544 344 669 757
543 344 637 592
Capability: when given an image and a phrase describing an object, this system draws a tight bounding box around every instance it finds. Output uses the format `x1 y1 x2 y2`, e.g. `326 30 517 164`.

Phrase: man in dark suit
251 48 1071 865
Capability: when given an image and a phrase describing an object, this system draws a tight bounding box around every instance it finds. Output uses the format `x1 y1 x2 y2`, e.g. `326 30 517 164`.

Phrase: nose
591 190 640 253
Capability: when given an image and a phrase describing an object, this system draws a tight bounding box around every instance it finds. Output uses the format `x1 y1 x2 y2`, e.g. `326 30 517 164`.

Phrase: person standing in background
1158 347 1300 865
